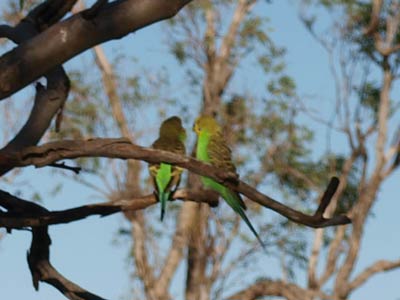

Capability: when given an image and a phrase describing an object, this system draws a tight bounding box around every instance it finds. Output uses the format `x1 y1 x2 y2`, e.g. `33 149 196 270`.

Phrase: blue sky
0 1 400 300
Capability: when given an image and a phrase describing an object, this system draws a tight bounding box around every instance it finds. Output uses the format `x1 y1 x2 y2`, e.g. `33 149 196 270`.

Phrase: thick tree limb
7 138 351 227
0 1 72 176
0 0 193 100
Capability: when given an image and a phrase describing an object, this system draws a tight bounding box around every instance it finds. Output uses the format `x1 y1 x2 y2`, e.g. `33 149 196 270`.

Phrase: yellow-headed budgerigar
193 115 264 247
149 116 186 221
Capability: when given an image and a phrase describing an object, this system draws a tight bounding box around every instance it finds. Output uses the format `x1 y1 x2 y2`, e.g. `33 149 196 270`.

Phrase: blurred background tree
1 0 400 300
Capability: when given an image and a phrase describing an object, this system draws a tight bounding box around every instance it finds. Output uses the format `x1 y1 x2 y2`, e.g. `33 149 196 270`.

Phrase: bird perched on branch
149 116 186 221
193 115 264 248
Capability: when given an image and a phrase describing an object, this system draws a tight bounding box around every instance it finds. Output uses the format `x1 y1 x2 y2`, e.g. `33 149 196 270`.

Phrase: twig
49 162 81 174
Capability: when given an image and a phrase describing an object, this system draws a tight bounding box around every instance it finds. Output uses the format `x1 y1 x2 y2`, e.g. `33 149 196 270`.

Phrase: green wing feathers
206 134 247 209
194 116 263 247
150 116 186 221
207 133 237 174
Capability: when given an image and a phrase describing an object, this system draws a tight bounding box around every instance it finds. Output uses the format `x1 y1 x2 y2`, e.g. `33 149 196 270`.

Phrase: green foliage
172 42 186 64
267 75 296 96
357 81 381 118
239 16 269 49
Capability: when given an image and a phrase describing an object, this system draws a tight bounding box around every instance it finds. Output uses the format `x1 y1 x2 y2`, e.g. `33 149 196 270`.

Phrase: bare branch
0 2 72 176
218 0 256 65
375 60 393 172
348 259 400 291
334 62 394 297
93 45 133 138
130 211 157 298
307 150 359 289
48 162 81 174
7 138 351 228
204 1 216 63
238 178 350 227
0 189 218 229
317 225 346 286
0 0 193 100
363 0 383 36
28 227 107 300
2 189 107 300
227 279 330 300
156 196 215 295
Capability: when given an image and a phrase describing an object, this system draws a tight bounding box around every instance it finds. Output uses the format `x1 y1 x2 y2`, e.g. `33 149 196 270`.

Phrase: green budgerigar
149 116 186 221
193 115 264 247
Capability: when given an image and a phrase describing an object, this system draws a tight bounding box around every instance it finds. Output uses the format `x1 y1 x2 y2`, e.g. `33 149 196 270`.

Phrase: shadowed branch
0 189 218 229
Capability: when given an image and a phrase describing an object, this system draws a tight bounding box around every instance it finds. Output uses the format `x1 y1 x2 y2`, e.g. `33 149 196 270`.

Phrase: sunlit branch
7 138 351 228
348 259 400 291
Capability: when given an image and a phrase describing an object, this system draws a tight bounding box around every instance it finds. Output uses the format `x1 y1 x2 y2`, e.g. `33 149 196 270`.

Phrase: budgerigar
149 116 186 221
193 115 264 247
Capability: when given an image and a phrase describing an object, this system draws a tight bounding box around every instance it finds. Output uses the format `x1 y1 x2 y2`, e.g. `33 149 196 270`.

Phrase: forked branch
0 190 106 300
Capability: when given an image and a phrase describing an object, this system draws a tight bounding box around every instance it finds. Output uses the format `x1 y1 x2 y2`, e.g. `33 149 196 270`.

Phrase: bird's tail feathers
160 191 171 221
223 189 266 249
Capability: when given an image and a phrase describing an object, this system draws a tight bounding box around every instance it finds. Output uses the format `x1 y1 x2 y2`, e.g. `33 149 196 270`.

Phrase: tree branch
0 0 72 176
348 258 400 291
93 44 133 138
227 279 330 300
218 0 255 65
0 0 193 100
156 191 218 295
28 227 107 300
307 151 359 289
363 0 383 36
7 138 351 228
1 189 107 300
317 225 346 286
0 189 218 229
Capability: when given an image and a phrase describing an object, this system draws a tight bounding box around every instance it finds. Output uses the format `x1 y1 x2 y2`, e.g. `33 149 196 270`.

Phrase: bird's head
159 116 186 142
193 115 221 135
